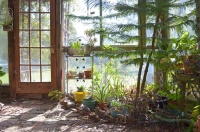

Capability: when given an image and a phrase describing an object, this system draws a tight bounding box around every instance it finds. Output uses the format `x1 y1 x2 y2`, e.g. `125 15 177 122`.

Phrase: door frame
10 0 59 95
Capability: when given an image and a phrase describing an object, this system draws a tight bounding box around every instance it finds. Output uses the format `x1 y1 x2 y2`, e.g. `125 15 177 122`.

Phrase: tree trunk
141 13 161 94
195 0 200 49
137 0 146 97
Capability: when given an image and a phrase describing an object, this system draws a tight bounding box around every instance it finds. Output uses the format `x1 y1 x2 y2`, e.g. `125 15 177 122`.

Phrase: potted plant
92 83 109 110
78 71 84 79
83 29 97 56
170 32 199 74
84 68 92 78
0 0 13 31
110 99 128 117
0 66 6 86
48 90 63 101
67 69 77 79
82 96 96 110
74 85 86 102
67 40 83 56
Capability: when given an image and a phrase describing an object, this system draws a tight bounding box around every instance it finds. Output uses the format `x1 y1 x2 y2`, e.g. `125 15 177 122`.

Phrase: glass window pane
41 0 50 12
30 13 39 29
41 31 50 47
30 48 40 64
31 66 40 82
20 31 29 47
30 0 39 12
30 31 40 47
62 0 138 46
169 0 195 38
41 13 50 29
0 27 9 85
41 48 50 64
19 0 29 12
42 66 51 82
93 57 154 87
20 48 29 64
19 13 29 29
20 66 30 82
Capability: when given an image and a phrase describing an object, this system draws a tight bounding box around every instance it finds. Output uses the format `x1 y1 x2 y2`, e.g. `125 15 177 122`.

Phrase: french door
14 0 56 93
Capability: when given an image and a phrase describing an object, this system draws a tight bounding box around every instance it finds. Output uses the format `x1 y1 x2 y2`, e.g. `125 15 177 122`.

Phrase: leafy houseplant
0 66 6 85
77 85 85 92
110 100 128 117
0 66 5 98
67 40 83 56
169 32 199 74
82 29 97 56
48 90 63 101
70 41 82 53
92 83 109 110
0 0 13 31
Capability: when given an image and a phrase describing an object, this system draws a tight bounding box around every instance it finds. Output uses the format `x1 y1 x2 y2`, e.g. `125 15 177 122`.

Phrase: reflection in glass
41 14 50 29
19 0 29 12
41 31 50 47
42 66 51 82
30 13 39 29
20 66 30 82
19 13 29 29
30 31 40 47
31 66 40 82
41 0 50 12
30 48 40 64
20 31 29 47
30 0 39 12
20 48 29 64
41 48 50 64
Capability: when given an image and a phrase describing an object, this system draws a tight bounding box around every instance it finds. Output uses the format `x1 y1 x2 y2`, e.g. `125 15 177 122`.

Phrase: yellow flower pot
74 92 86 102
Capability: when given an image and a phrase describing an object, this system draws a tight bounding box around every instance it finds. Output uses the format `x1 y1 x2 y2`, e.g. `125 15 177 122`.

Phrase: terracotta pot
84 70 92 78
3 24 12 31
168 99 178 107
79 72 84 79
182 55 199 74
98 102 108 110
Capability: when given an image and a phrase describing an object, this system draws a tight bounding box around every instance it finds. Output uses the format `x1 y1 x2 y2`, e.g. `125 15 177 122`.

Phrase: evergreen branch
152 114 192 124
66 14 101 21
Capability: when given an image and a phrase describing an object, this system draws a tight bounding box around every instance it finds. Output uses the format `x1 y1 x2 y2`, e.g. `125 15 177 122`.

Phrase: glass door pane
19 0 51 82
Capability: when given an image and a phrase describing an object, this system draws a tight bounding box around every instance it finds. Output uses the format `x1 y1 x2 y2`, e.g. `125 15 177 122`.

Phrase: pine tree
67 0 197 98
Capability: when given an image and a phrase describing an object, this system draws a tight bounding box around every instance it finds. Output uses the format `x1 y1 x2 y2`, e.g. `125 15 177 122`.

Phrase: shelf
63 54 93 93
66 76 92 80
66 54 92 57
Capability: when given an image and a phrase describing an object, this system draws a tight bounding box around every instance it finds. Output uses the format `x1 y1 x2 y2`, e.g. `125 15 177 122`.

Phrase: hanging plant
0 0 13 31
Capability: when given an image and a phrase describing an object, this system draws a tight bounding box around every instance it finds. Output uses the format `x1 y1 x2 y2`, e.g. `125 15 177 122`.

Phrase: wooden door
14 0 56 94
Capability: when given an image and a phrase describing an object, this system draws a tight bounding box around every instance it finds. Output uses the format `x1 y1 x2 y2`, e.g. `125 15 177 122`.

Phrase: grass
0 73 9 85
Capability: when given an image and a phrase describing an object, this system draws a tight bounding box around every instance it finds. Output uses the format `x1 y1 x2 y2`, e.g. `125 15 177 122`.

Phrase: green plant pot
82 97 95 110
110 107 128 117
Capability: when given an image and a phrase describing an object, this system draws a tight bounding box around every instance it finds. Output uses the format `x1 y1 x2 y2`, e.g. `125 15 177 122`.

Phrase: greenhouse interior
0 0 200 131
